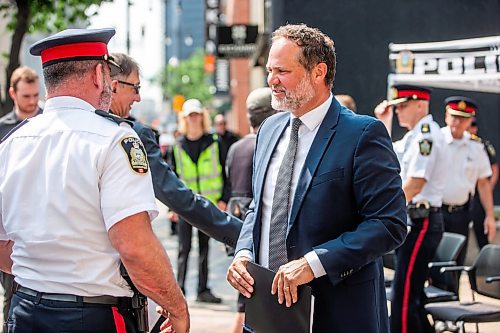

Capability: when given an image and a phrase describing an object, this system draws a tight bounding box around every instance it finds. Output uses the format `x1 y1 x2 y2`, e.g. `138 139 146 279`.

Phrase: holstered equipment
407 200 431 220
120 264 149 333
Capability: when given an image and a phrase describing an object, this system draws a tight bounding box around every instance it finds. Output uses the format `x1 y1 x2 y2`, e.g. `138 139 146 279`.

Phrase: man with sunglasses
108 52 242 332
109 53 142 119
108 52 241 248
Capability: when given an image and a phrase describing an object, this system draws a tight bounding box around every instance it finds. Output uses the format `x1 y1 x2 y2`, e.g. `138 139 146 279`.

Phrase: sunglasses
117 80 141 94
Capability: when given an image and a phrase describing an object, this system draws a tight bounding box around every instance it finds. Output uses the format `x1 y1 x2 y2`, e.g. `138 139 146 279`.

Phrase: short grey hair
109 53 140 79
43 60 102 93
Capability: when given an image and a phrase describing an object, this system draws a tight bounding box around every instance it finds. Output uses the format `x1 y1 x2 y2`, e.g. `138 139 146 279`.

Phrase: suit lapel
288 99 341 233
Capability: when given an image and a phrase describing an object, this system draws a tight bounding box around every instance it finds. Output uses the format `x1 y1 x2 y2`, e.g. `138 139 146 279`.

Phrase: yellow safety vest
173 136 223 204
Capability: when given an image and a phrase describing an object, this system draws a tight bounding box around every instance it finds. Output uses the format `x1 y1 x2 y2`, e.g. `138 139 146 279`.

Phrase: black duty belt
429 207 442 213
442 202 469 213
16 285 127 306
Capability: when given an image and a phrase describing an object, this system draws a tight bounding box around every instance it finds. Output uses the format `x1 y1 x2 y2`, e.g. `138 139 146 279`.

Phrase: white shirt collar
43 96 96 114
292 94 333 131
410 114 434 135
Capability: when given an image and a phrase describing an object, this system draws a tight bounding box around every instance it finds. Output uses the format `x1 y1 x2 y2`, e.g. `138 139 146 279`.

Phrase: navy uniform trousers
7 291 136 333
442 204 470 266
177 217 210 295
391 210 444 333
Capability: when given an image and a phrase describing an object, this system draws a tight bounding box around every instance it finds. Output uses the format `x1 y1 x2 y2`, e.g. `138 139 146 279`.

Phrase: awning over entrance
388 36 500 94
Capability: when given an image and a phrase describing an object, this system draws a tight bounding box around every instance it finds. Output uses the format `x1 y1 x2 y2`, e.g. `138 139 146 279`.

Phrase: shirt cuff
234 249 254 262
304 250 327 278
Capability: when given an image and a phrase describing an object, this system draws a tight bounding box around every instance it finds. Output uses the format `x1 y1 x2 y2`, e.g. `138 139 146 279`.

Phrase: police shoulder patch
120 137 149 174
421 123 430 134
419 138 433 156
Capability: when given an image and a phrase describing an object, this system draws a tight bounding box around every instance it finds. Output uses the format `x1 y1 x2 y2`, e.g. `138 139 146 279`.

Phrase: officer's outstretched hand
272 257 314 308
157 306 190 333
227 256 254 298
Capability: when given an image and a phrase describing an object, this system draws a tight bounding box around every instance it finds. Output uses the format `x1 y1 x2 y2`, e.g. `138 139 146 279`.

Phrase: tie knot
291 117 302 133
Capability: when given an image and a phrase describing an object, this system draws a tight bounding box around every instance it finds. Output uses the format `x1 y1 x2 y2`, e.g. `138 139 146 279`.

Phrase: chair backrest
429 232 466 292
470 244 500 299
433 232 467 262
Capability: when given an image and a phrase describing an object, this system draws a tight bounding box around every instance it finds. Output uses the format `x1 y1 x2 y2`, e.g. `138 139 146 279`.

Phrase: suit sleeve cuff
235 249 254 262
304 250 327 278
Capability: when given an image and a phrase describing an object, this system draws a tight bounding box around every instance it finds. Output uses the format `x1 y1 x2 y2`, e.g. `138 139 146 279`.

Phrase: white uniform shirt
441 126 492 205
393 114 448 207
0 96 158 297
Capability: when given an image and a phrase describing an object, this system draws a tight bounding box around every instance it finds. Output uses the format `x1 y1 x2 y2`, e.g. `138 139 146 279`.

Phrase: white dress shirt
238 95 332 278
0 96 158 297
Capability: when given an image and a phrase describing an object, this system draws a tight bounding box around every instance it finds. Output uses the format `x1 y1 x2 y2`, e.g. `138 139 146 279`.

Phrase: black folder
244 262 314 333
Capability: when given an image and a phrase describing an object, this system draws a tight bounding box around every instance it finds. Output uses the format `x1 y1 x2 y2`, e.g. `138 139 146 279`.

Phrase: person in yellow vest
169 98 229 303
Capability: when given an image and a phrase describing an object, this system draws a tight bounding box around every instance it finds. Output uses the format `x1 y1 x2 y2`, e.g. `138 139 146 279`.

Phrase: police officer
441 97 496 268
0 29 189 333
375 85 448 333
108 53 242 249
467 118 498 249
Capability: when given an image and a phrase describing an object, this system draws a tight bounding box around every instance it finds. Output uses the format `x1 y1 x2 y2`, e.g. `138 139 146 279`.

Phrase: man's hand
167 211 178 223
157 306 190 333
217 200 227 212
227 256 254 298
374 100 392 119
484 215 497 242
373 100 394 134
271 257 314 307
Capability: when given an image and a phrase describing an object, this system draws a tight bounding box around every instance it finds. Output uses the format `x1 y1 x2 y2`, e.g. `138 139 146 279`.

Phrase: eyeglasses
117 80 141 94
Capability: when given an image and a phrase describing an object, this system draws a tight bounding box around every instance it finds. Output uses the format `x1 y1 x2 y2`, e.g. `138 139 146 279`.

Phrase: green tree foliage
0 0 109 114
158 49 214 105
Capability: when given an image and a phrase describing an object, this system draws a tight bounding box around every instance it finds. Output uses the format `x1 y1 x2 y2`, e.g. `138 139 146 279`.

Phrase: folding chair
425 232 466 303
385 232 466 301
425 244 500 333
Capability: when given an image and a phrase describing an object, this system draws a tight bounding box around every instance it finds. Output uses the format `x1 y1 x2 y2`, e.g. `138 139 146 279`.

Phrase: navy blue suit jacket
132 121 242 247
235 98 407 332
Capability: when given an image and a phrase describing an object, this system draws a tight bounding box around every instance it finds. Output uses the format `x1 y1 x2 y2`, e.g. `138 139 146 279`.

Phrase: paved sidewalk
1 201 499 332
153 202 238 333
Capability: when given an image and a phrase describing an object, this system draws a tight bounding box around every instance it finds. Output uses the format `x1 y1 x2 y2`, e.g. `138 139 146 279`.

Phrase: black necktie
268 117 302 271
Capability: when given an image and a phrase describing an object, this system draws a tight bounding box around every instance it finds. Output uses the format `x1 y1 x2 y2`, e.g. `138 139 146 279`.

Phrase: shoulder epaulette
421 123 430 134
470 133 482 143
95 109 133 127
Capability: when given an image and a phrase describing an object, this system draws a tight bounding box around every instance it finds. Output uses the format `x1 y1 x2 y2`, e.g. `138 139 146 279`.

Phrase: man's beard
98 76 112 110
271 72 315 112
